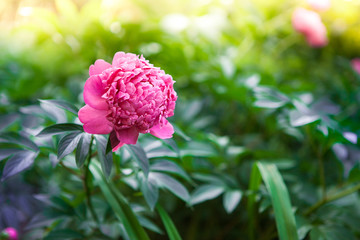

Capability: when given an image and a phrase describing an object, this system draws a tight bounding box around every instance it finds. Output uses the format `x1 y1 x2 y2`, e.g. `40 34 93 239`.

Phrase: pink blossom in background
307 0 331 11
78 52 177 151
292 7 328 47
2 228 18 240
352 58 360 75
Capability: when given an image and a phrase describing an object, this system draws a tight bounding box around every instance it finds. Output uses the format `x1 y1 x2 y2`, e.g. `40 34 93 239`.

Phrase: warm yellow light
18 7 33 17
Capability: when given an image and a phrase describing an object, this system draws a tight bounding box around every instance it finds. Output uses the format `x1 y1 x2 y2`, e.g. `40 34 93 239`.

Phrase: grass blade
256 162 299 240
156 204 182 240
247 163 262 240
90 162 150 240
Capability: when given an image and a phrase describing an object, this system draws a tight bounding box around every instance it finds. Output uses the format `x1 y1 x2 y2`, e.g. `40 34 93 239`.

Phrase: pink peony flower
79 52 177 151
307 0 331 11
352 58 360 75
292 7 328 47
2 228 18 240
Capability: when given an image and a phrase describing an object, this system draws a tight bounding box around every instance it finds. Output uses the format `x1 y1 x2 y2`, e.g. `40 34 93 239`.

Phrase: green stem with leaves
305 182 360 216
83 135 99 224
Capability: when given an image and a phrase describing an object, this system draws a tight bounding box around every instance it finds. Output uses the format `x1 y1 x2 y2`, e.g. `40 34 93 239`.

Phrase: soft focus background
1 0 360 239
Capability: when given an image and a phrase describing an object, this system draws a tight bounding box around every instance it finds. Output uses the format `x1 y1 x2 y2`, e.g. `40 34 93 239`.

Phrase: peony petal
292 7 328 48
112 142 125 152
115 127 139 145
78 105 105 123
112 51 127 66
89 59 112 76
306 30 328 47
307 0 330 11
292 8 321 35
150 118 174 139
351 58 360 75
78 105 113 134
4 228 18 240
83 75 108 110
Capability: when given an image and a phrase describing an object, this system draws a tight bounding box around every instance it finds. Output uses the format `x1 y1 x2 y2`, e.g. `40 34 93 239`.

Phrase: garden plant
1 0 360 239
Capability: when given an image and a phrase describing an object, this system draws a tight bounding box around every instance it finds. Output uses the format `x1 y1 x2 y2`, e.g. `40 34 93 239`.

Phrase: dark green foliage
57 132 82 160
39 100 79 116
1 150 38 181
126 144 150 177
1 0 360 239
157 204 182 240
75 133 91 168
37 123 83 137
95 135 113 178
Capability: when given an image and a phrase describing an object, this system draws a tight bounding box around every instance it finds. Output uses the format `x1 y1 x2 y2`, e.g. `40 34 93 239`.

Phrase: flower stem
83 135 99 224
305 182 360 216
305 126 327 199
318 152 326 200
59 161 82 178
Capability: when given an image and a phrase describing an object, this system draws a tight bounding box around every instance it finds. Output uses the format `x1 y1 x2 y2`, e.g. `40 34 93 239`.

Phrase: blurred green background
1 0 360 105
2 0 360 239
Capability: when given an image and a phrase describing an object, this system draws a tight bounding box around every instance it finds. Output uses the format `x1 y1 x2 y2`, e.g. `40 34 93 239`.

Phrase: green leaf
156 204 182 240
0 113 18 130
95 135 113 178
141 175 159 210
75 133 91 168
126 144 149 177
0 132 39 151
297 225 312 240
190 184 225 205
137 216 164 234
39 99 79 116
256 162 299 240
310 225 356 240
289 110 320 127
150 160 192 183
296 215 311 240
173 124 191 141
160 138 179 154
1 150 39 181
57 132 82 160
39 101 66 122
0 148 24 161
182 100 202 122
253 86 289 109
192 173 225 185
37 123 83 137
180 142 217 157
223 190 242 213
150 172 190 203
254 100 287 109
106 133 113 155
90 162 150 240
44 229 84 240
147 147 178 159
48 196 75 215
247 162 262 239
348 162 360 183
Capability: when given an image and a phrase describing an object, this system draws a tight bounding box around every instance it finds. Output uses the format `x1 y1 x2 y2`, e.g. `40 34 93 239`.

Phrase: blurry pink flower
292 7 328 47
2 228 18 240
307 0 331 11
78 52 177 151
352 58 360 75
